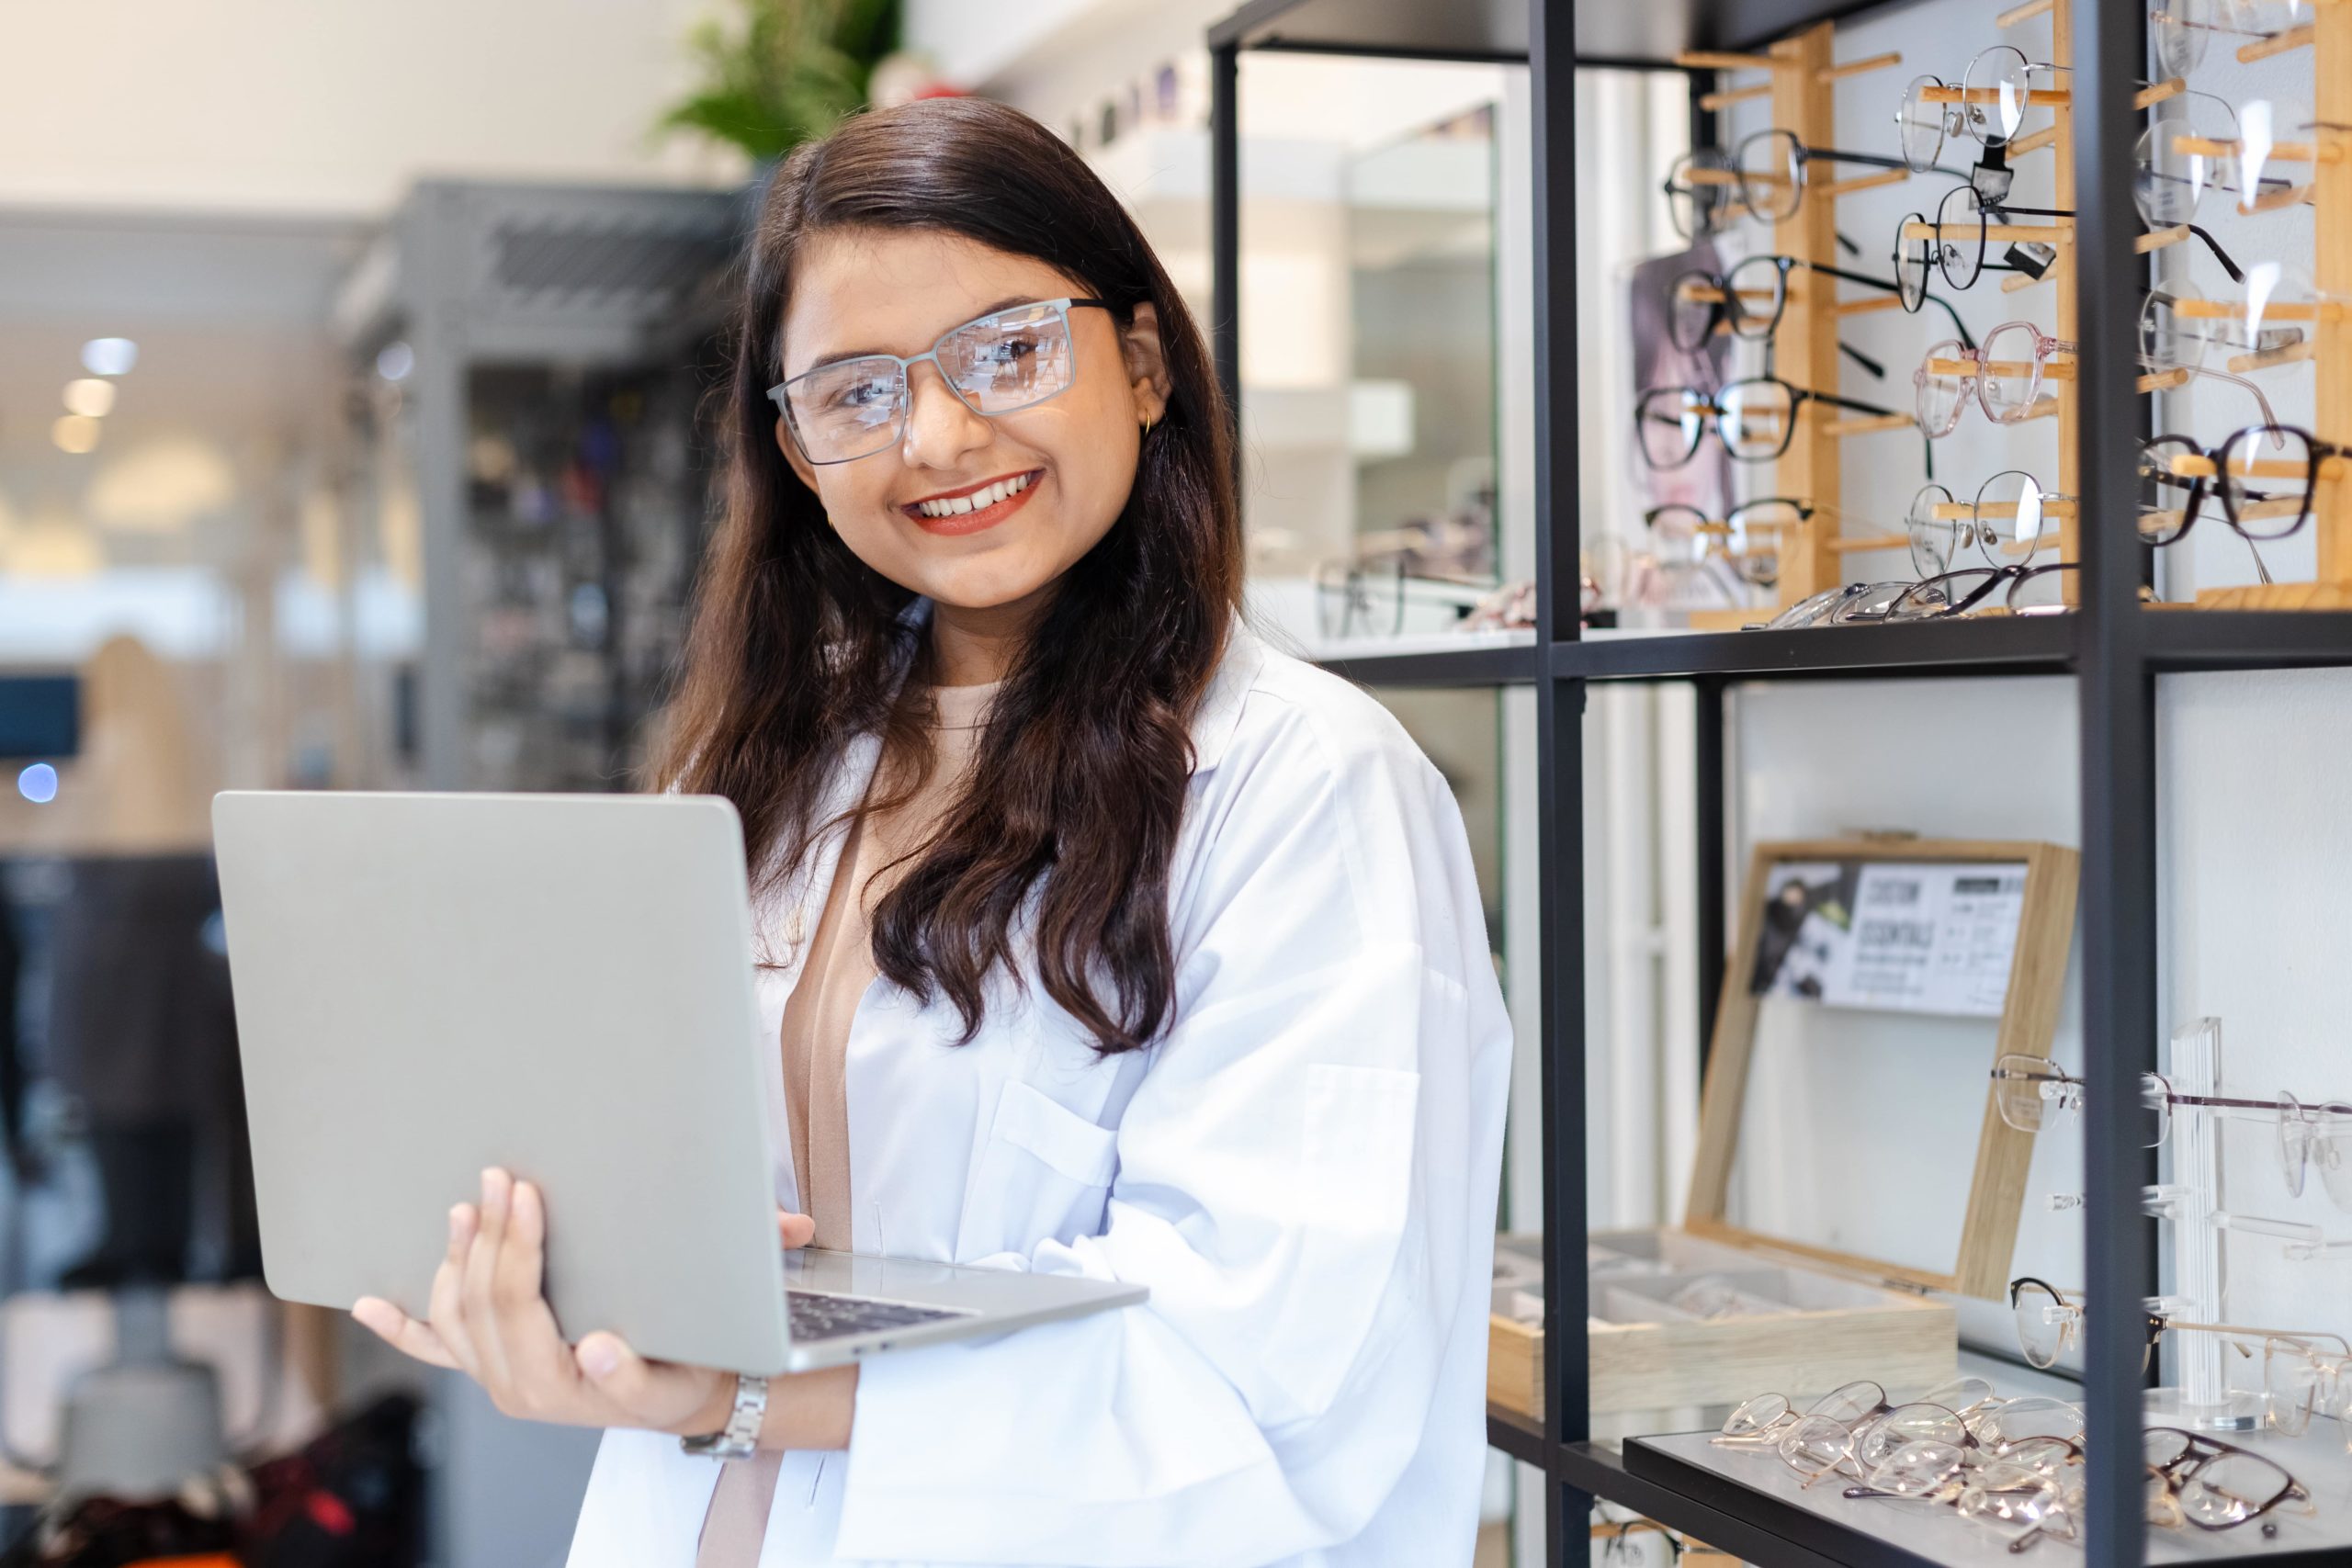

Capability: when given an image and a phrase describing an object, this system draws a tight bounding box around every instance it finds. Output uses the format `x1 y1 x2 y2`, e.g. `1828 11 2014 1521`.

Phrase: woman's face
775 229 1170 624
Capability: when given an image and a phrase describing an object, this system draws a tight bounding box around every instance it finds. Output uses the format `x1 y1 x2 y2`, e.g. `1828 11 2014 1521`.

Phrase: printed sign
1747 859 2027 1018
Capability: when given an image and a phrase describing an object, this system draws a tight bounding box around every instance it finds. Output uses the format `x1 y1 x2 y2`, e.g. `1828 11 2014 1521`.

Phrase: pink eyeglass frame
1914 321 2078 437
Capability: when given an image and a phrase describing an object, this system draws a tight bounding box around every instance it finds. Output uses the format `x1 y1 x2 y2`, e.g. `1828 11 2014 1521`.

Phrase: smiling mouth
905 469 1040 521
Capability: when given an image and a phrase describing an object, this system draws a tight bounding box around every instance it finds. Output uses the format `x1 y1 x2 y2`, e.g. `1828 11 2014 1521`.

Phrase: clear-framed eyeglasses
768 297 1114 465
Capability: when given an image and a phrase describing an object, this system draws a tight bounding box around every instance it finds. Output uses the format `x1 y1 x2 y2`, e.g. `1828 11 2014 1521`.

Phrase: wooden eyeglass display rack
2165 0 2349 608
1677 0 2080 619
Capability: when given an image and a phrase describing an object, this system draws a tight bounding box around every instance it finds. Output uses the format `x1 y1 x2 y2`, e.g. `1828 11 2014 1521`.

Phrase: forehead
777 229 1088 375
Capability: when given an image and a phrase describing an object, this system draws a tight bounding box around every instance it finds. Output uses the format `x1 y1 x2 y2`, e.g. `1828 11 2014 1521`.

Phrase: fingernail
580 1338 620 1379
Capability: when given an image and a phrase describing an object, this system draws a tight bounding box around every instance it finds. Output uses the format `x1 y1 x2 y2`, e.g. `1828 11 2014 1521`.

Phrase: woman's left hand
353 1168 733 1437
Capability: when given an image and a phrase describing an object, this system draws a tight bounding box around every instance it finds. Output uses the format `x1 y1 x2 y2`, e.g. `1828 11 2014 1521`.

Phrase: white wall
0 0 747 216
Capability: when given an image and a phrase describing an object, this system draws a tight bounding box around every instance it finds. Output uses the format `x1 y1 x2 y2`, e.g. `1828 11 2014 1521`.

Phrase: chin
912 561 1057 614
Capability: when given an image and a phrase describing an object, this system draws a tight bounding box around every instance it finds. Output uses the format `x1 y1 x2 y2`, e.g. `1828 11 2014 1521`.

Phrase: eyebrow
797 295 1049 375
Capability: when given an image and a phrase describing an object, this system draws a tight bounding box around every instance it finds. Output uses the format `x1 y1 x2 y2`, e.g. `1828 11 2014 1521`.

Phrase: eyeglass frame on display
2140 423 2352 546
2145 1427 2314 1535
1634 377 1905 469
1893 46 2072 174
1641 497 1835 587
2138 434 2283 587
1895 185 2071 309
1727 128 1938 224
1661 147 1871 255
767 297 1114 466
1901 468 2071 572
1912 323 2076 438
2258 1331 2352 1445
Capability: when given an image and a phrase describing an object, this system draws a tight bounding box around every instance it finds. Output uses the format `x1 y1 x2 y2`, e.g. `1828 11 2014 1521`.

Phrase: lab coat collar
893 595 1262 777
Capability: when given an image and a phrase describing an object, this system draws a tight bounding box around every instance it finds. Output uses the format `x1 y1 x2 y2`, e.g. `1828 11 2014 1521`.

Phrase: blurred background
0 1 1555 1562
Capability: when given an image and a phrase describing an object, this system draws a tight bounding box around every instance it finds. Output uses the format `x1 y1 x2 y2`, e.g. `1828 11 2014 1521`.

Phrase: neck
925 592 1044 686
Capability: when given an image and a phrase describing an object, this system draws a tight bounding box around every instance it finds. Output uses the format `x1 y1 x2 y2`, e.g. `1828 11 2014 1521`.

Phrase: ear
775 416 820 494
1119 302 1172 429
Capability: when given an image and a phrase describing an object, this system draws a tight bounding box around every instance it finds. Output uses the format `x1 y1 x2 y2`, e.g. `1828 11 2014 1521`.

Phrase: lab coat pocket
953 1079 1120 1264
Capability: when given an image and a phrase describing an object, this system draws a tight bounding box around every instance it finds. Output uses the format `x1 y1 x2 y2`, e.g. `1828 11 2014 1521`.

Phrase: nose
899 360 994 472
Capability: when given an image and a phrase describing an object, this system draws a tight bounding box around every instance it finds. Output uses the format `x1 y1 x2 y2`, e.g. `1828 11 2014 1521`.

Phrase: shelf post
2051 0 2082 594
1770 20 1843 608
1529 0 1593 1558
2073 0 2157 1560
2318 0 2350 587
1210 39 1241 485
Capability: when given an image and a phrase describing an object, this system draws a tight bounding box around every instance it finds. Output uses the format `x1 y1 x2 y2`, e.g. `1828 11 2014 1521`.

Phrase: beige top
695 673 1001 1566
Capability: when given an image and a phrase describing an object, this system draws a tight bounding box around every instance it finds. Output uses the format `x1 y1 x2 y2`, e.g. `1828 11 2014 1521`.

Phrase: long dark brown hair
650 96 1242 1055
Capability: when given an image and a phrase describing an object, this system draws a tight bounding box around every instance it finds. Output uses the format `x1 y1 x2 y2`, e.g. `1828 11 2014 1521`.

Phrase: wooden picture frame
1683 838 2080 1300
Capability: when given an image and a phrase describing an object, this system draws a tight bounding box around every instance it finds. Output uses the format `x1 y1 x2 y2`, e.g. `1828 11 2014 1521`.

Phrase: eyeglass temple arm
1811 388 1900 419
2167 1322 2352 1356
1812 148 1917 172
1839 341 1890 379
1814 262 1980 350
2182 224 2246 285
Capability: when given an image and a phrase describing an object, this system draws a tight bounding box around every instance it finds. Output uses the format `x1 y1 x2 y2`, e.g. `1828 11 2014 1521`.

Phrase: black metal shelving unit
1208 1 2352 1565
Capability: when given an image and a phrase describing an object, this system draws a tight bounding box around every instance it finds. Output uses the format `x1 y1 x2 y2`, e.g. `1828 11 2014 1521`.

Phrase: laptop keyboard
786 1290 974 1343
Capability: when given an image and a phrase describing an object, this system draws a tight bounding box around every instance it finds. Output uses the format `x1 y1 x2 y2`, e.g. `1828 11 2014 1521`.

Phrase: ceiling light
17 764 60 805
376 340 415 381
51 414 101 455
62 378 117 418
82 338 139 376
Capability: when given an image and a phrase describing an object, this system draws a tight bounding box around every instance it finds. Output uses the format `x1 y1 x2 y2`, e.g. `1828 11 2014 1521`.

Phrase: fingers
464 1168 516 1390
352 1297 461 1371
778 1210 816 1250
576 1332 718 1433
499 1179 580 1391
429 1201 482 1377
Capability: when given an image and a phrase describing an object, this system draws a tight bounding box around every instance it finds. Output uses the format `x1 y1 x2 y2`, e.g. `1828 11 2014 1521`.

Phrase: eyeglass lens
2219 425 2316 540
783 301 1080 464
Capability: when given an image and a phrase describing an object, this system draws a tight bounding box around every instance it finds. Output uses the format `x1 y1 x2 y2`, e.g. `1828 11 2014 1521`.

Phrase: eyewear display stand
2142 1017 2271 1432
1207 0 2352 1563
1669 28 1914 625
1623 1416 2352 1565
1490 838 2077 1423
2178 3 2350 609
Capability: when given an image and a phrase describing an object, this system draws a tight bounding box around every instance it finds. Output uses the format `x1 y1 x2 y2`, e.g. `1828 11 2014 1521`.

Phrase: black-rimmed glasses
1667 255 1976 364
1661 147 1870 254
2141 424 2349 545
1895 186 2071 307
1634 377 1902 468
2007 1276 2169 1371
2146 1428 2313 1535
1731 130 1926 222
768 297 1113 465
1642 499 1823 588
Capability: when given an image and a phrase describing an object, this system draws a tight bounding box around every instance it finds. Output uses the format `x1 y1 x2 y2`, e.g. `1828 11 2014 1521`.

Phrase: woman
353 96 1512 1564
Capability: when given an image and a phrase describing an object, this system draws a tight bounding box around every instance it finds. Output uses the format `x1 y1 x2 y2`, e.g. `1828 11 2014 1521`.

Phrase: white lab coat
567 598 1513 1566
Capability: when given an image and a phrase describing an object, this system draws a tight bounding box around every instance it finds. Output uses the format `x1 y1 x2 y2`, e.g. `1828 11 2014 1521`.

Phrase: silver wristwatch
679 1373 768 1461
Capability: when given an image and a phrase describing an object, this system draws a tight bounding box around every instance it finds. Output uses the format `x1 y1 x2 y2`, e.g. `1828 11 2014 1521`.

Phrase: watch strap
679 1373 769 1461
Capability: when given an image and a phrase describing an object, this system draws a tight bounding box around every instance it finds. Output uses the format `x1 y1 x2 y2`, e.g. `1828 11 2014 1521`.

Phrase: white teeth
916 473 1032 519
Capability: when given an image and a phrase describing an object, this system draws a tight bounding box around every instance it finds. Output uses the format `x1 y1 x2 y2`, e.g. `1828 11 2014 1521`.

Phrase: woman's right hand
777 1209 816 1250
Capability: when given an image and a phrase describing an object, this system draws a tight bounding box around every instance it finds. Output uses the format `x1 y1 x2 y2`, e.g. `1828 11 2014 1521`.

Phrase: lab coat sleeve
832 698 1513 1563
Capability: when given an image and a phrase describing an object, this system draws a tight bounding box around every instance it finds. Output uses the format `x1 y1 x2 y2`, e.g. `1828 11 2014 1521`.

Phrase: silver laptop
211 790 1142 1375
